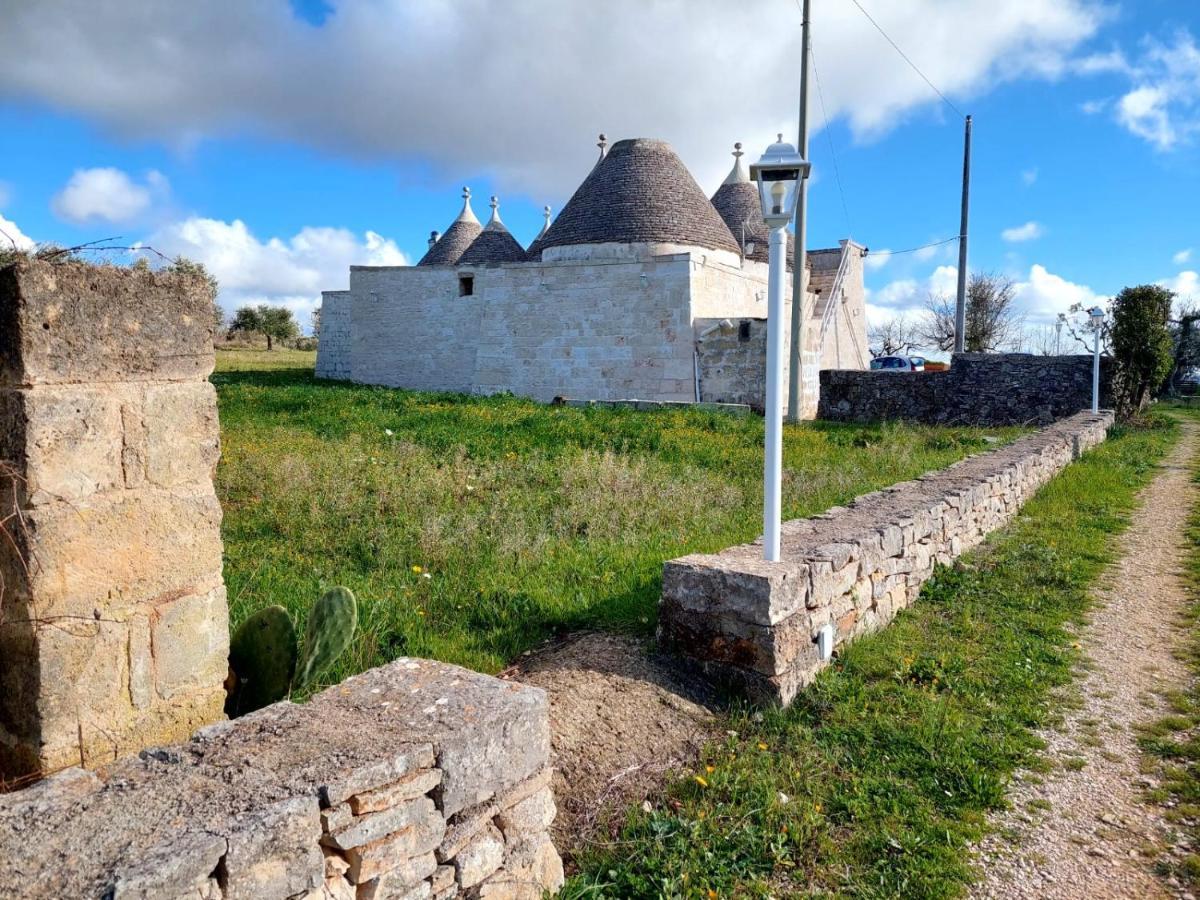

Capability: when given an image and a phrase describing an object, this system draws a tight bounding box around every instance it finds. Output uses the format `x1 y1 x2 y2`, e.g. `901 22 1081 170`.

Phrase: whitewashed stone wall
315 290 351 380
659 411 1113 706
694 317 821 417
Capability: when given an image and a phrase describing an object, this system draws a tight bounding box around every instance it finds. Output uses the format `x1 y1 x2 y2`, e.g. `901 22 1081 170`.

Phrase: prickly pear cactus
226 605 298 717
295 586 358 690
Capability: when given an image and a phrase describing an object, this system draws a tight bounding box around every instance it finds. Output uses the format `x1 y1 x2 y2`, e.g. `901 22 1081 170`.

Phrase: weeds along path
972 420 1199 900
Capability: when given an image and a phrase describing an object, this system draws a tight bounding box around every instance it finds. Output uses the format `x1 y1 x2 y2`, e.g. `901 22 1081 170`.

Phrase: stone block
350 769 443 814
111 830 226 900
324 796 438 851
477 833 564 900
222 795 324 900
141 381 221 489
495 788 556 841
355 853 437 899
662 552 808 627
0 260 216 387
345 818 446 884
455 824 505 889
152 583 230 701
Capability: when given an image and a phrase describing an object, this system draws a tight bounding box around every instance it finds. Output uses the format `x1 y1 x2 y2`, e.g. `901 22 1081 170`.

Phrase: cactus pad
226 605 297 716
295 586 358 690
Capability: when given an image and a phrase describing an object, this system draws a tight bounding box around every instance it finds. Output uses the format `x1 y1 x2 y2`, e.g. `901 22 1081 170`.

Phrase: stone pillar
0 259 229 779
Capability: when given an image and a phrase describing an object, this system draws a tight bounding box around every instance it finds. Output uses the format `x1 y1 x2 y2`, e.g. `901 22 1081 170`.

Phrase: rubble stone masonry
0 259 228 778
659 412 1113 705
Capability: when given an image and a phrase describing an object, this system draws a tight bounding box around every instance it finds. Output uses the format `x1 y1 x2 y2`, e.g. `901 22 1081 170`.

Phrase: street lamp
1088 306 1105 413
750 135 810 562
1056 312 1066 355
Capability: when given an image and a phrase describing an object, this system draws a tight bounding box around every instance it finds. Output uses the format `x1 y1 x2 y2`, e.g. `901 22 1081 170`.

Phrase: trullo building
316 137 869 416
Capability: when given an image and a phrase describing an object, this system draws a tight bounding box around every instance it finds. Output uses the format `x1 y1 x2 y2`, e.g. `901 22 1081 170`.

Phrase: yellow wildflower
693 775 708 788
705 765 715 774
412 565 423 574
758 742 769 751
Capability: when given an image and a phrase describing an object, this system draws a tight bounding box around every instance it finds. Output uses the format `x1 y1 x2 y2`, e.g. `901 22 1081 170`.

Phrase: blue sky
0 0 1197 342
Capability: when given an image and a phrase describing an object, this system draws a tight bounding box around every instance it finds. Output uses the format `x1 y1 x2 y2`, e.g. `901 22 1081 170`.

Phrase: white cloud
1021 167 1038 186
863 249 892 270
1001 220 1045 242
0 0 1108 197
147 217 407 329
51 167 167 225
1174 248 1193 265
1108 31 1200 150
1012 264 1105 322
1161 270 1199 302
0 181 11 209
0 214 35 251
1080 98 1109 115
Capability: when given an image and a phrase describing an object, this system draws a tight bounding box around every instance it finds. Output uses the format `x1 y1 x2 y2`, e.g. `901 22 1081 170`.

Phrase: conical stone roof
458 197 528 265
537 138 740 255
710 143 794 267
417 187 482 266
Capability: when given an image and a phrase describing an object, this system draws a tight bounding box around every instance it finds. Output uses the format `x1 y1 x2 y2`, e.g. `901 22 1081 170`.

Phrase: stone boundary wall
0 657 564 900
659 411 1113 705
819 352 1113 426
0 259 228 778
316 290 352 380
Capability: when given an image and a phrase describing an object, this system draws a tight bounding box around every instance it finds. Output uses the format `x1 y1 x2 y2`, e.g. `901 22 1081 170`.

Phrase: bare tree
868 313 921 357
920 271 1023 352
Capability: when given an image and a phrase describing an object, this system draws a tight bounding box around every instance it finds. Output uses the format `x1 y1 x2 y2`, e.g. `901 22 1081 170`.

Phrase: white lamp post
750 135 810 562
1056 312 1066 355
1089 306 1105 413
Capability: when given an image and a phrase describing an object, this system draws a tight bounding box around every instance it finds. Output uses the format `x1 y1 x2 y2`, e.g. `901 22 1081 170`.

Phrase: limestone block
111 830 226 900
350 769 443 814
0 260 216 386
152 583 230 701
454 824 505 889
323 796 438 851
355 853 437 899
222 794 324 900
495 789 556 841
141 381 221 488
437 770 552 862
662 552 808 627
345 818 445 885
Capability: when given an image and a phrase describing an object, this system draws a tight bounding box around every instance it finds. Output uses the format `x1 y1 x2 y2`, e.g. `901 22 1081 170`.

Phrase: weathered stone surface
350 768 443 814
437 770 552 862
455 824 505 889
344 818 445 884
222 794 324 900
111 830 226 900
494 788 556 840
660 412 1114 705
323 796 438 850
308 659 549 817
355 853 437 899
476 833 565 900
152 583 230 700
0 259 216 386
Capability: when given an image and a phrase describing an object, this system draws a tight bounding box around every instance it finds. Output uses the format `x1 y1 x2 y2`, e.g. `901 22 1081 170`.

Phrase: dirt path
971 421 1198 900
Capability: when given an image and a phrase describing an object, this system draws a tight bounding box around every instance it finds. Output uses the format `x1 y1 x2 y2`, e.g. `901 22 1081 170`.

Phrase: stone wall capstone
0 259 228 779
658 411 1112 706
0 657 564 900
819 352 1113 426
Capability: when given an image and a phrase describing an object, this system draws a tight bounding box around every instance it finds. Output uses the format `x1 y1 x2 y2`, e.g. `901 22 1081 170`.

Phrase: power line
871 236 959 258
846 0 965 120
809 44 853 238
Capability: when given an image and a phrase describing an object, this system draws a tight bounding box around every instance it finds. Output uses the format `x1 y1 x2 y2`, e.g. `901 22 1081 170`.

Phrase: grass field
566 413 1178 898
213 349 1023 685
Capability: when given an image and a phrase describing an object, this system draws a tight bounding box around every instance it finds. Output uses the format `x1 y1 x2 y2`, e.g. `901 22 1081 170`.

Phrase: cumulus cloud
0 214 35 251
0 181 11 209
147 217 407 327
1011 264 1105 322
863 249 892 270
1106 31 1200 150
1161 270 1199 303
0 0 1107 197
1175 248 1193 265
1001 220 1045 242
52 167 167 225
1021 167 1039 186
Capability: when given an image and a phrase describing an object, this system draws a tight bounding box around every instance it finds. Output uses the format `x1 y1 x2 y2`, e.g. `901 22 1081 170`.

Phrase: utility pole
786 0 811 422
953 114 972 354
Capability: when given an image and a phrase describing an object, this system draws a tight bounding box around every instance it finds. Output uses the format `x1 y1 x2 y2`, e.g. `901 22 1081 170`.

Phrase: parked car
870 355 925 372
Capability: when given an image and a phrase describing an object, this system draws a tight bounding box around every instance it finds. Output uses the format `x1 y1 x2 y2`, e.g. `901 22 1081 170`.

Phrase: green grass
1136 405 1200 887
563 413 1178 899
213 350 1024 685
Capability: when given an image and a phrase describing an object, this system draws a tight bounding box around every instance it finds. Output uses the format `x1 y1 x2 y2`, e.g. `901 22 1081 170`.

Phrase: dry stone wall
659 411 1112 705
0 657 564 900
0 259 228 778
819 352 1113 426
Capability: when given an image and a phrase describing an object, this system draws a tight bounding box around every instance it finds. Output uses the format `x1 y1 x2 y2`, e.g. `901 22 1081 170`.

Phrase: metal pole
954 115 972 354
1092 324 1101 413
787 0 811 422
764 226 787 562
1055 319 1062 355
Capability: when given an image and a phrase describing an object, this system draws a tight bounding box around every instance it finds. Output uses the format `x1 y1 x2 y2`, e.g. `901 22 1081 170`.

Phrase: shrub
1109 284 1174 419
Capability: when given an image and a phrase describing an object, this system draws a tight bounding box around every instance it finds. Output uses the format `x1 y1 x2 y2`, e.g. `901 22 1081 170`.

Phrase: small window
458 275 474 297
738 321 752 342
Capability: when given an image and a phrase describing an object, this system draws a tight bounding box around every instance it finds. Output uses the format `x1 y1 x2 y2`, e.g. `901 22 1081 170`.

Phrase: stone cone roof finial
723 141 749 185
428 230 440 249
487 195 503 227
597 133 608 162
539 205 552 237
456 186 479 225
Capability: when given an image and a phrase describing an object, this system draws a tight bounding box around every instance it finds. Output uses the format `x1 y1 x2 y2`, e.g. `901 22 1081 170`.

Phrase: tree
920 272 1022 353
868 313 921 357
230 304 300 350
311 306 322 340
1109 284 1174 417
162 256 223 335
1167 303 1200 394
